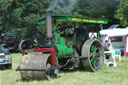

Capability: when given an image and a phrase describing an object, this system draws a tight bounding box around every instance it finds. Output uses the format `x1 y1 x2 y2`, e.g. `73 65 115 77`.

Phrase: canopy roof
38 15 108 25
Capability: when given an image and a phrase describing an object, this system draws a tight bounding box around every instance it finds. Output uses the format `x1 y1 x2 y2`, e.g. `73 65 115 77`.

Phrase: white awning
100 28 128 36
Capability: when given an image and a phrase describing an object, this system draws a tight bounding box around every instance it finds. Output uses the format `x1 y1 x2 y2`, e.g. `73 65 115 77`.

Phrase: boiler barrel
56 44 73 59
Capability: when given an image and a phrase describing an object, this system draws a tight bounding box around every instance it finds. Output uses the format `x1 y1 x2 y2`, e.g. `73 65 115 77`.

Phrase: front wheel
20 53 59 80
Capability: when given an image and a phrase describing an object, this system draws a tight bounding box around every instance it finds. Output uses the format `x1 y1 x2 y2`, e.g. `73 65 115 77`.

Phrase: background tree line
0 0 127 37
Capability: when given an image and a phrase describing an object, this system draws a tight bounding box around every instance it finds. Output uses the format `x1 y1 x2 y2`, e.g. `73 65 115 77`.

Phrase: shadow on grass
16 75 62 82
0 66 12 70
59 67 90 74
16 78 48 82
15 67 95 82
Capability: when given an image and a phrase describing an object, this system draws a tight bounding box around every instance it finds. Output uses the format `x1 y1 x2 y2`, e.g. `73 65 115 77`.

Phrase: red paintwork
125 34 128 56
22 48 56 66
63 39 73 46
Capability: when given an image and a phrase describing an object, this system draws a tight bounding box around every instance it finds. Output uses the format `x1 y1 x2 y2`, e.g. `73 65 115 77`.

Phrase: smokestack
46 11 53 40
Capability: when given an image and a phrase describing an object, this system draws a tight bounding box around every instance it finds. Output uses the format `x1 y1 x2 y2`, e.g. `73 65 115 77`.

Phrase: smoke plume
46 0 78 14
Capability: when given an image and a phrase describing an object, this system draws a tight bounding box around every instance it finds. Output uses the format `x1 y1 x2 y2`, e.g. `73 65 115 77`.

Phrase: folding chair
106 49 121 67
113 49 121 61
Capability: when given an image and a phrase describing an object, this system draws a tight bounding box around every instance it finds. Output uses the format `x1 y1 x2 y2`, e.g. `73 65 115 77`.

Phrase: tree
0 0 50 36
0 0 121 36
115 0 128 26
74 0 120 25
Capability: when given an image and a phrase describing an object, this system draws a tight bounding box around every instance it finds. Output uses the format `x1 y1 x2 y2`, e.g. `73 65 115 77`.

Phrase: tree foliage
0 0 50 36
115 0 128 26
74 0 120 23
0 0 121 37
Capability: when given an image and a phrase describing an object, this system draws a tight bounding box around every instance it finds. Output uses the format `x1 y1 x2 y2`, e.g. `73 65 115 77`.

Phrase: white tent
100 27 128 56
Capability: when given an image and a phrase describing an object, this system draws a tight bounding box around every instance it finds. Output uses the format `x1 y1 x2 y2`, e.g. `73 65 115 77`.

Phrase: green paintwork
91 45 97 52
90 45 99 69
38 16 108 25
56 44 73 59
55 34 73 59
90 58 97 69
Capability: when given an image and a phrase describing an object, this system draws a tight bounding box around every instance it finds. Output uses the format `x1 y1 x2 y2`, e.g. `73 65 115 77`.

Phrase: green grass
0 53 128 85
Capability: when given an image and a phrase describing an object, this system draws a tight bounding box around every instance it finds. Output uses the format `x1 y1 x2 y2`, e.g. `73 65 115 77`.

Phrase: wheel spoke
90 53 94 57
90 57 97 69
91 45 96 52
90 44 102 69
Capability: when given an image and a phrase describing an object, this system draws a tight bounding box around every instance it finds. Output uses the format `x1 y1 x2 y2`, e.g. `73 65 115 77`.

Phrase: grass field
0 53 128 85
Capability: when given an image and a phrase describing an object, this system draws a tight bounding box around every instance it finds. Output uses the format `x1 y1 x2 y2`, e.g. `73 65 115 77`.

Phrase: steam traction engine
17 12 108 80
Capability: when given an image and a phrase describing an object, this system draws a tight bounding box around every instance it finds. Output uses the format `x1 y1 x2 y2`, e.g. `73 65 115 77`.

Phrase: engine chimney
46 11 53 41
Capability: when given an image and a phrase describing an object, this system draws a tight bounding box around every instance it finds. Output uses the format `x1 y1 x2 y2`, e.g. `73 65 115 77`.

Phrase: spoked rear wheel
18 40 31 52
81 39 104 72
